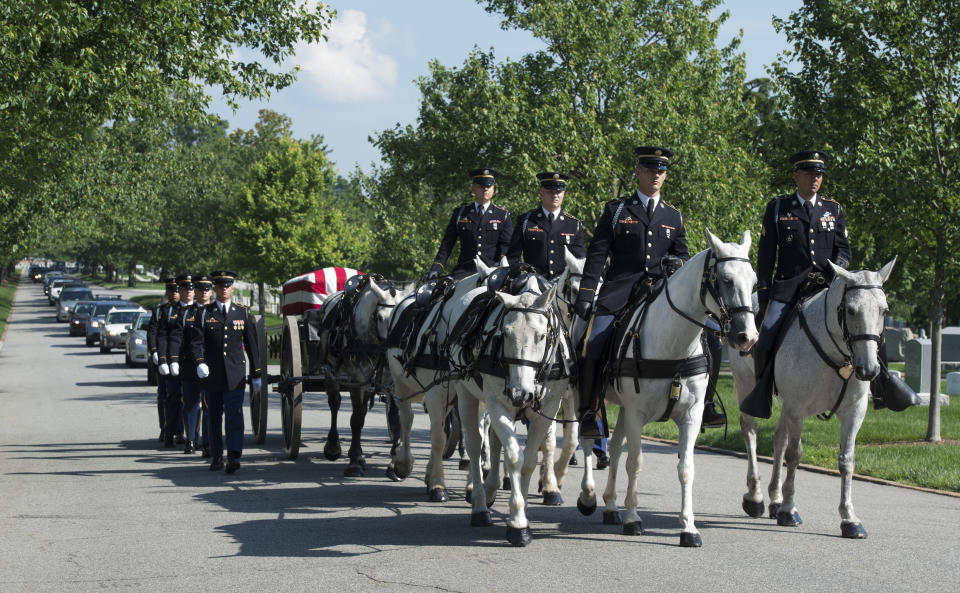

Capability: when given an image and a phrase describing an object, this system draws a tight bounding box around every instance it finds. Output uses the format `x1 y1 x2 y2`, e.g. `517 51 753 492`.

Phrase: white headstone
947 372 960 396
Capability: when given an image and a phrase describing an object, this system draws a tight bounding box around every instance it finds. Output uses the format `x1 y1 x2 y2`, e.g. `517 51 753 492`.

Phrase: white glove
158 363 170 376
170 362 180 376
152 352 159 365
197 363 210 379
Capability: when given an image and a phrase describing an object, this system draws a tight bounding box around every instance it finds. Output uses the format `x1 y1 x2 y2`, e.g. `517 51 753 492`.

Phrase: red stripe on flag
335 267 347 292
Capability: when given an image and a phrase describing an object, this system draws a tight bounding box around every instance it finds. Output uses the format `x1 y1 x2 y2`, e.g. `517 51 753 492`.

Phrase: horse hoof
502 477 511 490
471 511 493 527
505 526 532 547
323 442 342 461
680 532 703 547
458 459 470 471
768 502 781 519
742 499 765 518
603 510 623 525
623 521 644 536
777 510 803 527
385 466 404 482
343 464 364 478
541 491 563 506
841 522 868 539
429 487 449 503
577 497 597 516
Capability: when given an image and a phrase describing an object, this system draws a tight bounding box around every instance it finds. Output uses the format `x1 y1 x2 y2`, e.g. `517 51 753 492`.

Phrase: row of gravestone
898 327 960 400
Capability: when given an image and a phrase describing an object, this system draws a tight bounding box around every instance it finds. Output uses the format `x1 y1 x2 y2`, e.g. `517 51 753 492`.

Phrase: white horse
313 274 412 476
453 276 572 546
576 230 758 546
731 258 896 539
385 257 499 500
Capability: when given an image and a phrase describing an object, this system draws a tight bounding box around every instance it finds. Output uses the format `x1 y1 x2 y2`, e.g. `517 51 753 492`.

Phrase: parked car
69 301 97 336
48 278 81 305
100 307 147 353
56 286 95 322
42 271 64 295
84 300 136 346
29 265 47 283
125 312 152 368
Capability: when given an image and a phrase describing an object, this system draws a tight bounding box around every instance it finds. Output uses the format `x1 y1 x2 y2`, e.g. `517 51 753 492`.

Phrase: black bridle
496 299 565 389
663 250 753 337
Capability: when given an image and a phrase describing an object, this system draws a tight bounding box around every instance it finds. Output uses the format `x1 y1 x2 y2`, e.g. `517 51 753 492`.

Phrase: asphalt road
2 278 959 593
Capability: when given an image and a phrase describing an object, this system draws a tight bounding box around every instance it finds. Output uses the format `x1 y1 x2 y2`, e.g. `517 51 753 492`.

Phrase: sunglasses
195 285 212 292
214 281 234 288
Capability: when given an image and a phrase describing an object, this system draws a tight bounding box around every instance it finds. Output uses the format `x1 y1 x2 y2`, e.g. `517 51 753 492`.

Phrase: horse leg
767 414 789 518
424 388 450 502
553 391 579 488
386 393 401 458
739 412 765 518
620 411 645 536
677 416 702 547
343 387 369 477
838 398 869 538
324 384 342 461
775 414 804 527
596 416 626 523
459 391 492 525
484 420 502 506
488 400 530 546
526 408 562 506
387 388 416 482
577 429 598 517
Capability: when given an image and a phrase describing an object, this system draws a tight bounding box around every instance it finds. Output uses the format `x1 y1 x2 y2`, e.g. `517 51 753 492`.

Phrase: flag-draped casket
281 267 363 316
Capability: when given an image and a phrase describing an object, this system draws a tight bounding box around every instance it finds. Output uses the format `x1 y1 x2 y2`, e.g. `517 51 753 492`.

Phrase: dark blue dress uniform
506 173 585 279
429 168 513 279
742 150 853 418
574 146 689 438
168 274 212 454
190 271 262 471
148 277 180 444
157 287 189 448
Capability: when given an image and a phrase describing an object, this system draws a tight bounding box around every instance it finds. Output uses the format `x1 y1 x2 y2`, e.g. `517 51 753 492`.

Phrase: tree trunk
127 262 136 288
925 236 945 442
258 281 266 317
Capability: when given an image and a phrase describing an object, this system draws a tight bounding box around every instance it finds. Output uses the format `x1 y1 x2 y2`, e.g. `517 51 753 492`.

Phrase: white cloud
295 10 397 103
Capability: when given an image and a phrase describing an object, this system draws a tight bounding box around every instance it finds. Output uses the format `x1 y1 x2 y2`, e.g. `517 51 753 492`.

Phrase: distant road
1 279 959 593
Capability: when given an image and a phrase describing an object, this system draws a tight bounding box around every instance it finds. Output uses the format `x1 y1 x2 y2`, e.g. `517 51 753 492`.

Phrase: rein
663 250 752 338
798 282 884 420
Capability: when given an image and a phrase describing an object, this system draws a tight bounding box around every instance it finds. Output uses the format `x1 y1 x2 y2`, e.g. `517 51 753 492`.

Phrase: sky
207 0 802 176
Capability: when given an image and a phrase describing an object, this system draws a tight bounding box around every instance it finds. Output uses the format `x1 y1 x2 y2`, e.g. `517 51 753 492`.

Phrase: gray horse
731 258 896 539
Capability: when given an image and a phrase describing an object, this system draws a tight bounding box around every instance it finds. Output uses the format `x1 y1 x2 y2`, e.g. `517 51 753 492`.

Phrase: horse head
827 257 896 381
704 229 759 351
495 282 559 407
361 275 410 342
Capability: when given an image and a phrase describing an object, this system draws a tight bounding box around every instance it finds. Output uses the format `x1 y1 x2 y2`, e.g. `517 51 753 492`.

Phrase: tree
771 0 960 440
365 0 769 278
234 138 372 314
0 0 334 263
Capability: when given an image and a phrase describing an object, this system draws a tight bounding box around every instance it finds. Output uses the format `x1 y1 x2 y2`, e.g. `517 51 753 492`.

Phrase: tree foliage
364 0 769 278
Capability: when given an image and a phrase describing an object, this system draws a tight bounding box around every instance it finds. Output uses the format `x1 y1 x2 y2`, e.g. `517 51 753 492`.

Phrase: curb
641 435 960 499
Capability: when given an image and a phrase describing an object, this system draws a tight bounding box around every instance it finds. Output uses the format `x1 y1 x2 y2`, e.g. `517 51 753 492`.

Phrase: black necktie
548 212 555 224
804 200 813 218
646 199 655 220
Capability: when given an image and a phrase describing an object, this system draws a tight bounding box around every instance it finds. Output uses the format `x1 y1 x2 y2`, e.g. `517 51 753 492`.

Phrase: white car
124 313 152 367
100 307 147 353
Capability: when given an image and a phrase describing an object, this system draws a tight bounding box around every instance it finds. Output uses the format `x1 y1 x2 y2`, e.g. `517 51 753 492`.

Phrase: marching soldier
506 171 585 278
168 274 210 454
157 274 191 448
741 150 852 418
573 146 689 439
147 277 179 442
191 271 262 474
423 168 513 281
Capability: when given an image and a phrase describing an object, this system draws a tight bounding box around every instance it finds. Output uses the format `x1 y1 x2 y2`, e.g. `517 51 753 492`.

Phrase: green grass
0 273 21 340
619 376 960 492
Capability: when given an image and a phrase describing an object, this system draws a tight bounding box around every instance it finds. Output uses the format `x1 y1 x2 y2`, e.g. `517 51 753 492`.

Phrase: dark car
29 265 47 283
84 300 137 346
56 286 95 322
70 301 97 336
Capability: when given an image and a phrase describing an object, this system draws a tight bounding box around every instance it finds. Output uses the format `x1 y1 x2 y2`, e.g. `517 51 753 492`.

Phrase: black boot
871 367 921 411
701 334 726 428
578 359 604 439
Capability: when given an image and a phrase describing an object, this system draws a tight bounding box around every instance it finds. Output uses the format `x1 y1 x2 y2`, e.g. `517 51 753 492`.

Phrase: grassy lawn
0 273 21 340
620 375 960 492
78 273 166 292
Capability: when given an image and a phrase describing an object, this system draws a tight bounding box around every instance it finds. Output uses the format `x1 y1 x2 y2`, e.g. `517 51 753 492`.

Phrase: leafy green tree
234 138 372 314
0 0 333 264
365 0 769 278
771 0 960 440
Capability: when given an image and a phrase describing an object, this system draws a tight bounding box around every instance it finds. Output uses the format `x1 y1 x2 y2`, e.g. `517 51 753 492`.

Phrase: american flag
281 267 364 316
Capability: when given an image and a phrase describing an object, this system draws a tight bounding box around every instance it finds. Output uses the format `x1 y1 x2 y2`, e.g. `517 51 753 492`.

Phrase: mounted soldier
423 168 513 281
573 146 689 439
742 150 916 417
